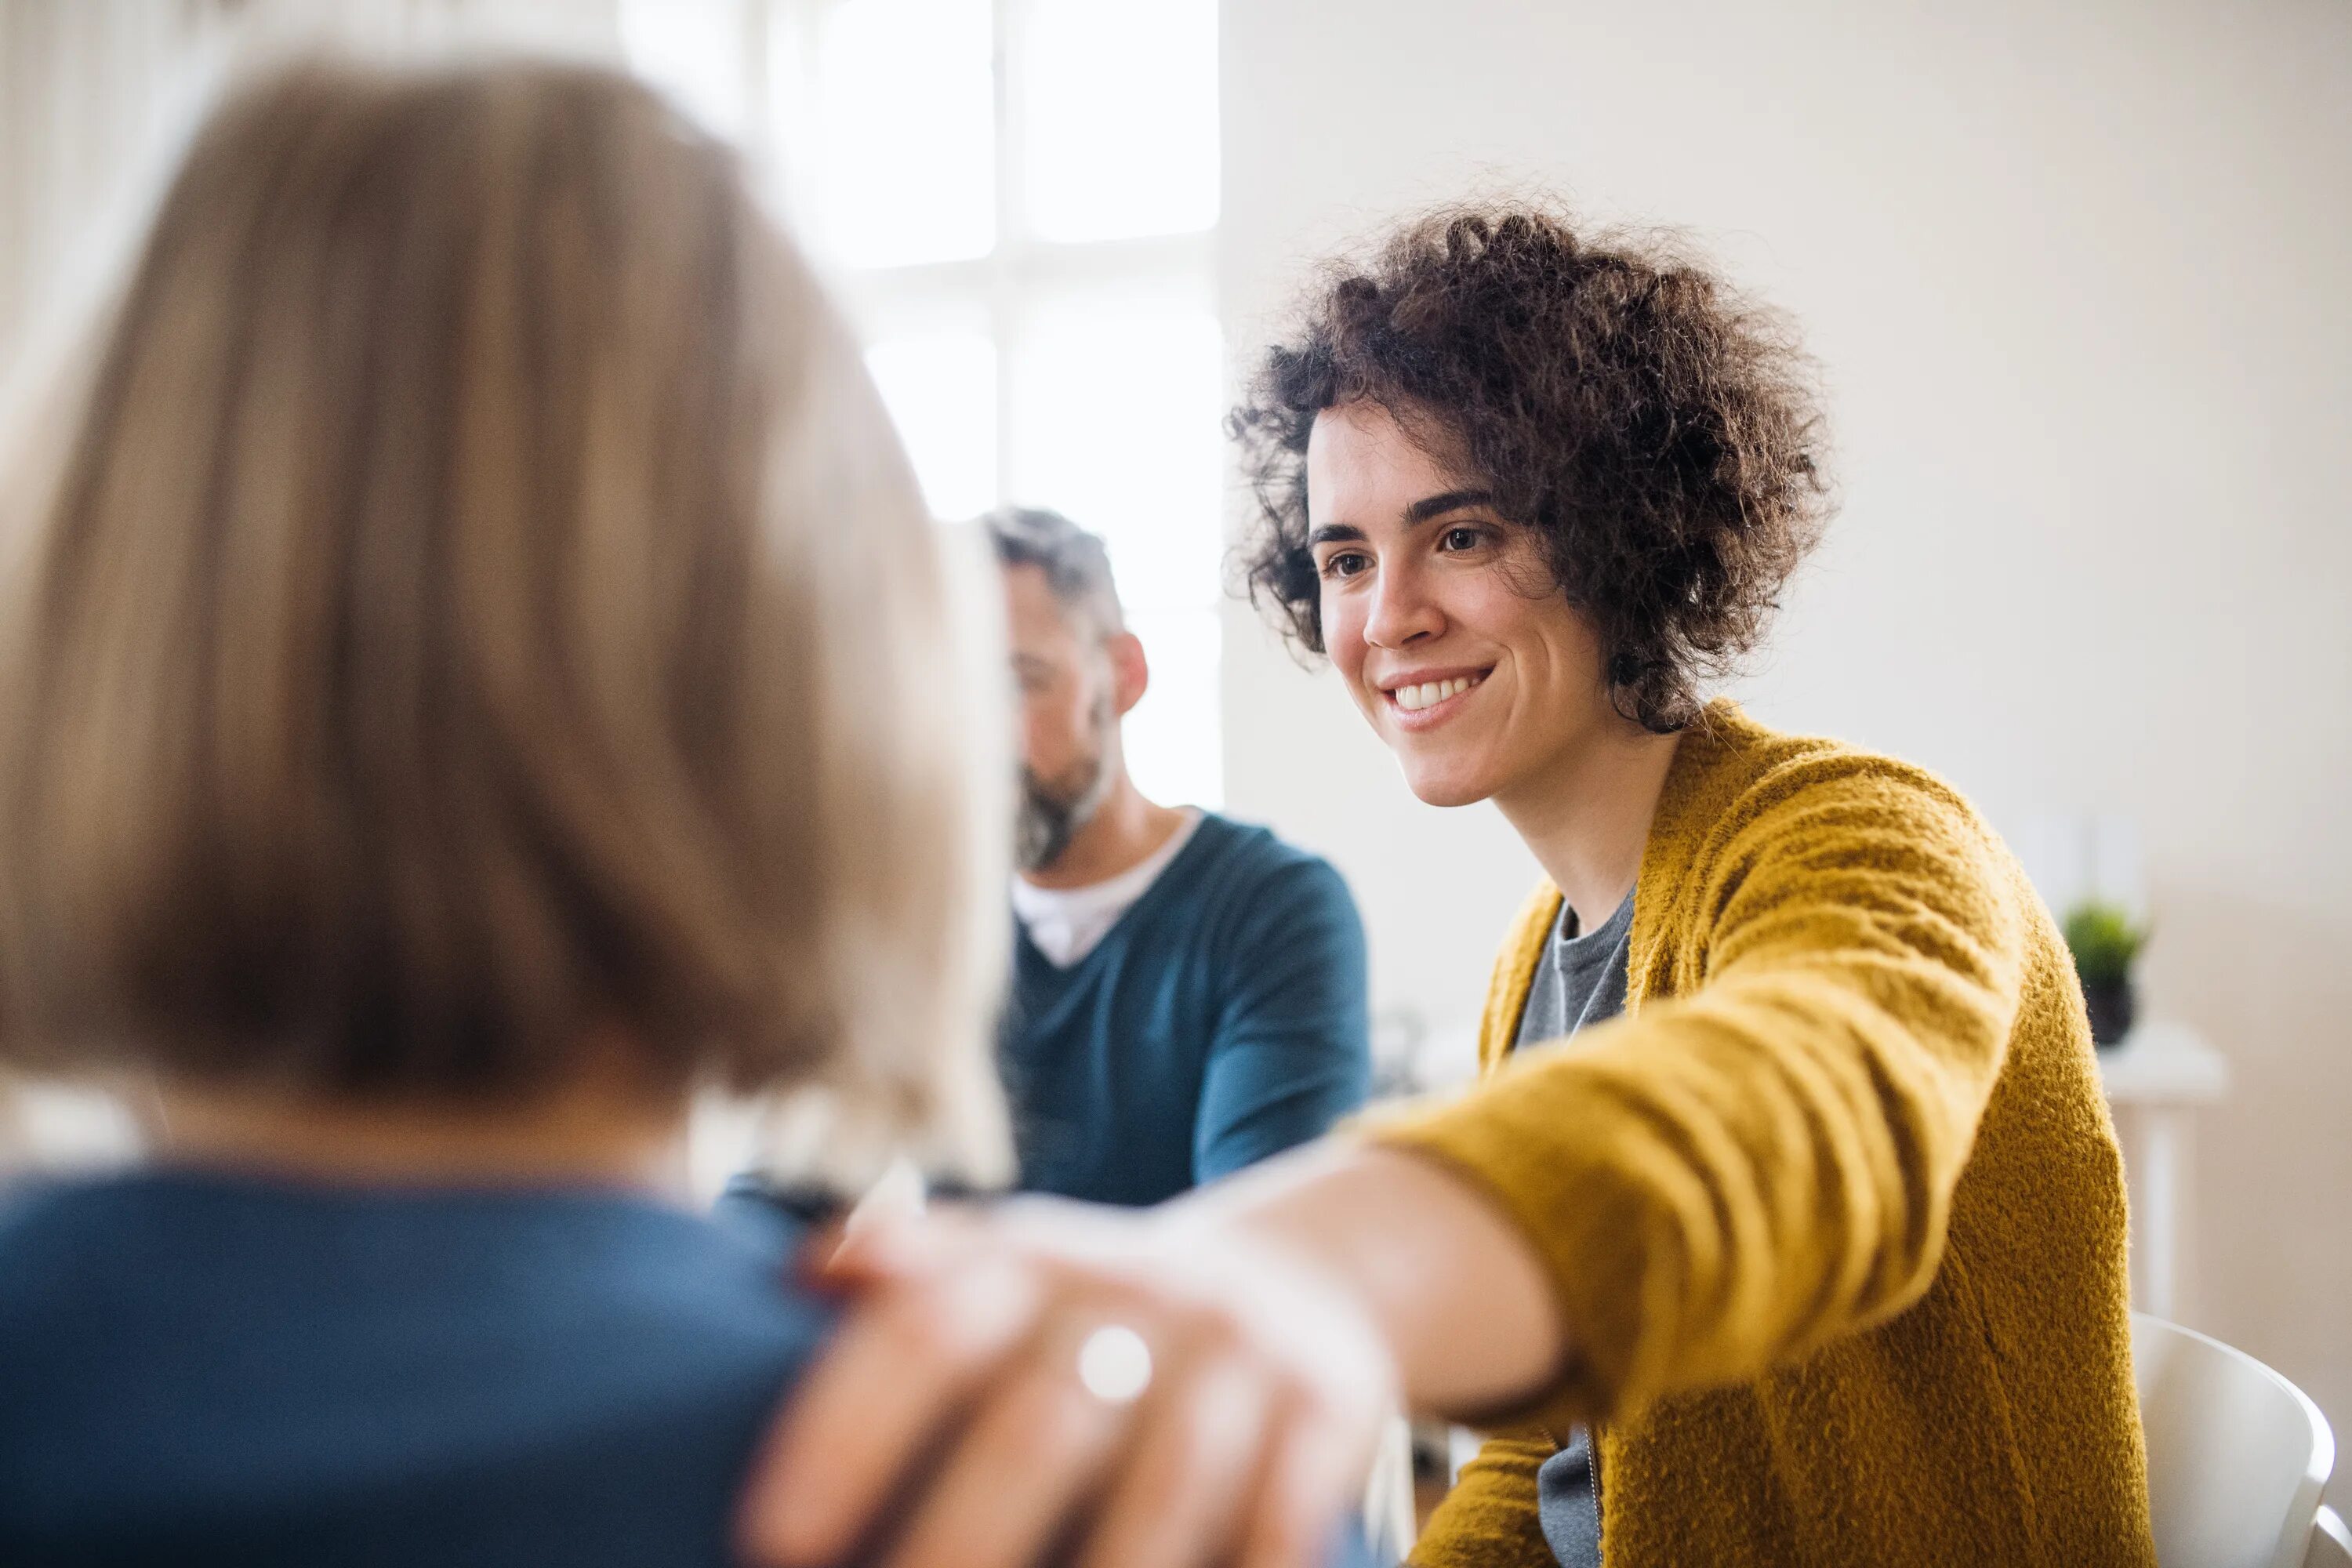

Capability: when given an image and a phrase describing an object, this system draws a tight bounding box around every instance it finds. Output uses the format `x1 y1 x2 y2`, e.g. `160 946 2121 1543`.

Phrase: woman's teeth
1392 675 1478 712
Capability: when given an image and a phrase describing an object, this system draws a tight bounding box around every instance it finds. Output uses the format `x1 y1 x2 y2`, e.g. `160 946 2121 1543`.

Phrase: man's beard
1016 702 1116 874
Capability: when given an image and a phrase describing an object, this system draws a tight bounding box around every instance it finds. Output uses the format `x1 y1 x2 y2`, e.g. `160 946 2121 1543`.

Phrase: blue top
0 1169 828 1567
0 1168 1383 1568
999 812 1371 1205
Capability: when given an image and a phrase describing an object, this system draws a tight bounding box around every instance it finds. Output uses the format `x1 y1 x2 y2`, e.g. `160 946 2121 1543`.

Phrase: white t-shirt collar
1011 808 1204 968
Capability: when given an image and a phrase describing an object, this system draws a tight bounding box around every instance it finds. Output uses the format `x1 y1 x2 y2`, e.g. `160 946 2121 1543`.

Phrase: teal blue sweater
0 1170 826 1566
0 1169 1384 1566
999 813 1370 1205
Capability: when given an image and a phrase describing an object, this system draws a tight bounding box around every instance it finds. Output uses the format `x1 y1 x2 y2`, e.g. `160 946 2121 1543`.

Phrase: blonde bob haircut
0 56 1009 1179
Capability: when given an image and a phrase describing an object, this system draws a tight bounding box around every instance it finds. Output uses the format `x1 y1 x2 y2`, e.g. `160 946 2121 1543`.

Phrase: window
620 0 1225 810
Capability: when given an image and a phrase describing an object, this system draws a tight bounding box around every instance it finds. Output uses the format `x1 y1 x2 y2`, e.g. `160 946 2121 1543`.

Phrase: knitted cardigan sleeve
1362 751 2030 1434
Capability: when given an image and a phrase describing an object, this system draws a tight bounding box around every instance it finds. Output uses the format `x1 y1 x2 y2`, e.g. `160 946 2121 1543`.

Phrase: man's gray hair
980 506 1126 636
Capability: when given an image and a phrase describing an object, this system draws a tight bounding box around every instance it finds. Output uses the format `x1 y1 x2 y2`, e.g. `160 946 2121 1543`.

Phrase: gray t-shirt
1515 890 1635 1049
1512 888 1635 1568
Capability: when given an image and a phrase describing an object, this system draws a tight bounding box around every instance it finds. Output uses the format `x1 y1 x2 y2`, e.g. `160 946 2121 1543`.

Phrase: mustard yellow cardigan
1366 702 2154 1567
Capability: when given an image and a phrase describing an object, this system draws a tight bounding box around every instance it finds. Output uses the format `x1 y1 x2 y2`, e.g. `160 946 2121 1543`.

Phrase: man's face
1305 399 1616 808
1002 562 1116 871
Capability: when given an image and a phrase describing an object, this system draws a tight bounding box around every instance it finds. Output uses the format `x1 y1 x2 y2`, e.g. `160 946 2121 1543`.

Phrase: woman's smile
1377 665 1492 729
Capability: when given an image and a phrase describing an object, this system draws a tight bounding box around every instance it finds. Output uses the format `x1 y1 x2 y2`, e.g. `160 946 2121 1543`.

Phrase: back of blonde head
0 56 1007 1179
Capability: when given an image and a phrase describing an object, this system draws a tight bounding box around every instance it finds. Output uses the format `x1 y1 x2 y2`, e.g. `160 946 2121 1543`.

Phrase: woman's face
1305 400 1616 808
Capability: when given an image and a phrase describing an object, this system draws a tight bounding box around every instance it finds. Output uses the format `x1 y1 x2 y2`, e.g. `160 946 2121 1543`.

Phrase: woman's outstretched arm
1364 757 2029 1436
740 760 2029 1568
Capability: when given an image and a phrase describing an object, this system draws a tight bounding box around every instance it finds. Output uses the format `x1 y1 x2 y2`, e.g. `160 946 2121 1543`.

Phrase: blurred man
984 507 1370 1204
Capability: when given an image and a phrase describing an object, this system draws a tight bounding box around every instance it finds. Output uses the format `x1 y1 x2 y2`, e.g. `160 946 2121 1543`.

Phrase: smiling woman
1214 203 2151 1568
1233 205 1829 735
735 199 2153 1568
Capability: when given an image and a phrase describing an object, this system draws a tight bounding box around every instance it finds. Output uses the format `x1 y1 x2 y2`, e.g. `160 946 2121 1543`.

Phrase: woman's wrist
1166 1139 1569 1417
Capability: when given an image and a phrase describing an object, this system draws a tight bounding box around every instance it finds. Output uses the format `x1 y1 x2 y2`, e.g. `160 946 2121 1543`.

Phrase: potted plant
2061 901 2150 1048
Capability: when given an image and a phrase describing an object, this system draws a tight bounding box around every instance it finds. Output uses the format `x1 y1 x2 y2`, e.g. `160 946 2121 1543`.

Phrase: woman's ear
1105 630 1150 719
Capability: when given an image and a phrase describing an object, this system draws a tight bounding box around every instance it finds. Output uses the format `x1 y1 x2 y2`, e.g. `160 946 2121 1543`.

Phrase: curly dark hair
1229 204 1831 732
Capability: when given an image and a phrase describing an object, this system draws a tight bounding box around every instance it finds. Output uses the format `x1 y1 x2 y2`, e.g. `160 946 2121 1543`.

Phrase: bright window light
1122 608 1222 810
864 332 1000 522
619 0 753 141
1006 298 1224 614
1019 0 1218 244
814 0 996 267
624 0 1227 808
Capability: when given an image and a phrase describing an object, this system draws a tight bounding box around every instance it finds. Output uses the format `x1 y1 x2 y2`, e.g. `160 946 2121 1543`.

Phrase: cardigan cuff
1345 1087 1668 1433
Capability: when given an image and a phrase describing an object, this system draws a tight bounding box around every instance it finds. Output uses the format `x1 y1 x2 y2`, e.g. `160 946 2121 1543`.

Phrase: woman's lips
1380 670 1489 731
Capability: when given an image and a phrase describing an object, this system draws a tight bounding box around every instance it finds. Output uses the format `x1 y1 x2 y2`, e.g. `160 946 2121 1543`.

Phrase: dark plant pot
2084 977 2136 1048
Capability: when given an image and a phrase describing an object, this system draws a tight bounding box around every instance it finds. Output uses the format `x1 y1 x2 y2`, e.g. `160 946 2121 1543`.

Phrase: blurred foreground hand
737 1196 1396 1568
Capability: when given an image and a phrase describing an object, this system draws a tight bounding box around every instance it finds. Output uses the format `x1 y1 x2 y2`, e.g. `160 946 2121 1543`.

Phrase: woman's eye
1320 551 1372 579
1439 526 1483 552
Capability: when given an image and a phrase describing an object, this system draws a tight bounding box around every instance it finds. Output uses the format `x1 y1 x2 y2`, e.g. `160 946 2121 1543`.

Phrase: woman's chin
1396 758 1495 809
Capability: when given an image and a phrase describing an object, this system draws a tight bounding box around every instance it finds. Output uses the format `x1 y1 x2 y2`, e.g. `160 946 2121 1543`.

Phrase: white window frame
624 0 1227 808
765 0 1218 501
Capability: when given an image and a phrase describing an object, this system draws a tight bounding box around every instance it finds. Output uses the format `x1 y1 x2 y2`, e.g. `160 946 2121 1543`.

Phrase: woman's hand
736 1193 1399 1568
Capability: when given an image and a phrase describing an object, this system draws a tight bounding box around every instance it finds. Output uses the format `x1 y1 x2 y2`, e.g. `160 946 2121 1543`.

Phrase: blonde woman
0 56 1016 1564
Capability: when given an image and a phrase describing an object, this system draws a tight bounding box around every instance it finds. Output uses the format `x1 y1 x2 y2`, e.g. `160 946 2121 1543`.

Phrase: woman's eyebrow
1306 523 1367 546
1403 488 1496 525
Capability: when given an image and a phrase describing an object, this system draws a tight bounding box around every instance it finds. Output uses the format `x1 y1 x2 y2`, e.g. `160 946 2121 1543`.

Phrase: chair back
2304 1505 2350 1568
2133 1312 2334 1568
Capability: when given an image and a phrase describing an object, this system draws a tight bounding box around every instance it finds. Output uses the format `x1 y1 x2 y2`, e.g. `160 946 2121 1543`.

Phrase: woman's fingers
817 1203 993 1285
738 1200 1401 1568
1073 1345 1272 1568
881 1325 1134 1568
739 1247 1044 1566
1235 1387 1381 1568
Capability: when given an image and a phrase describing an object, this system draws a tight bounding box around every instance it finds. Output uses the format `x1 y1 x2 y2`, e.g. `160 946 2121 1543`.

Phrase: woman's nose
1363 564 1444 649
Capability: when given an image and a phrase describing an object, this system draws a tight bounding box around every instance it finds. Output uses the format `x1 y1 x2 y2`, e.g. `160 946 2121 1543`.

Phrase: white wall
1218 0 2352 1496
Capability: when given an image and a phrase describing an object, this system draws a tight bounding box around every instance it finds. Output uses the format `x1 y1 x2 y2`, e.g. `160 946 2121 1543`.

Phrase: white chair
2305 1504 2350 1568
2133 1312 2335 1568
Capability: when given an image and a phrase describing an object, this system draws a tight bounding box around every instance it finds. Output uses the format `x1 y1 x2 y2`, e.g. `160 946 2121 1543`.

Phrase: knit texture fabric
1370 702 2153 1567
